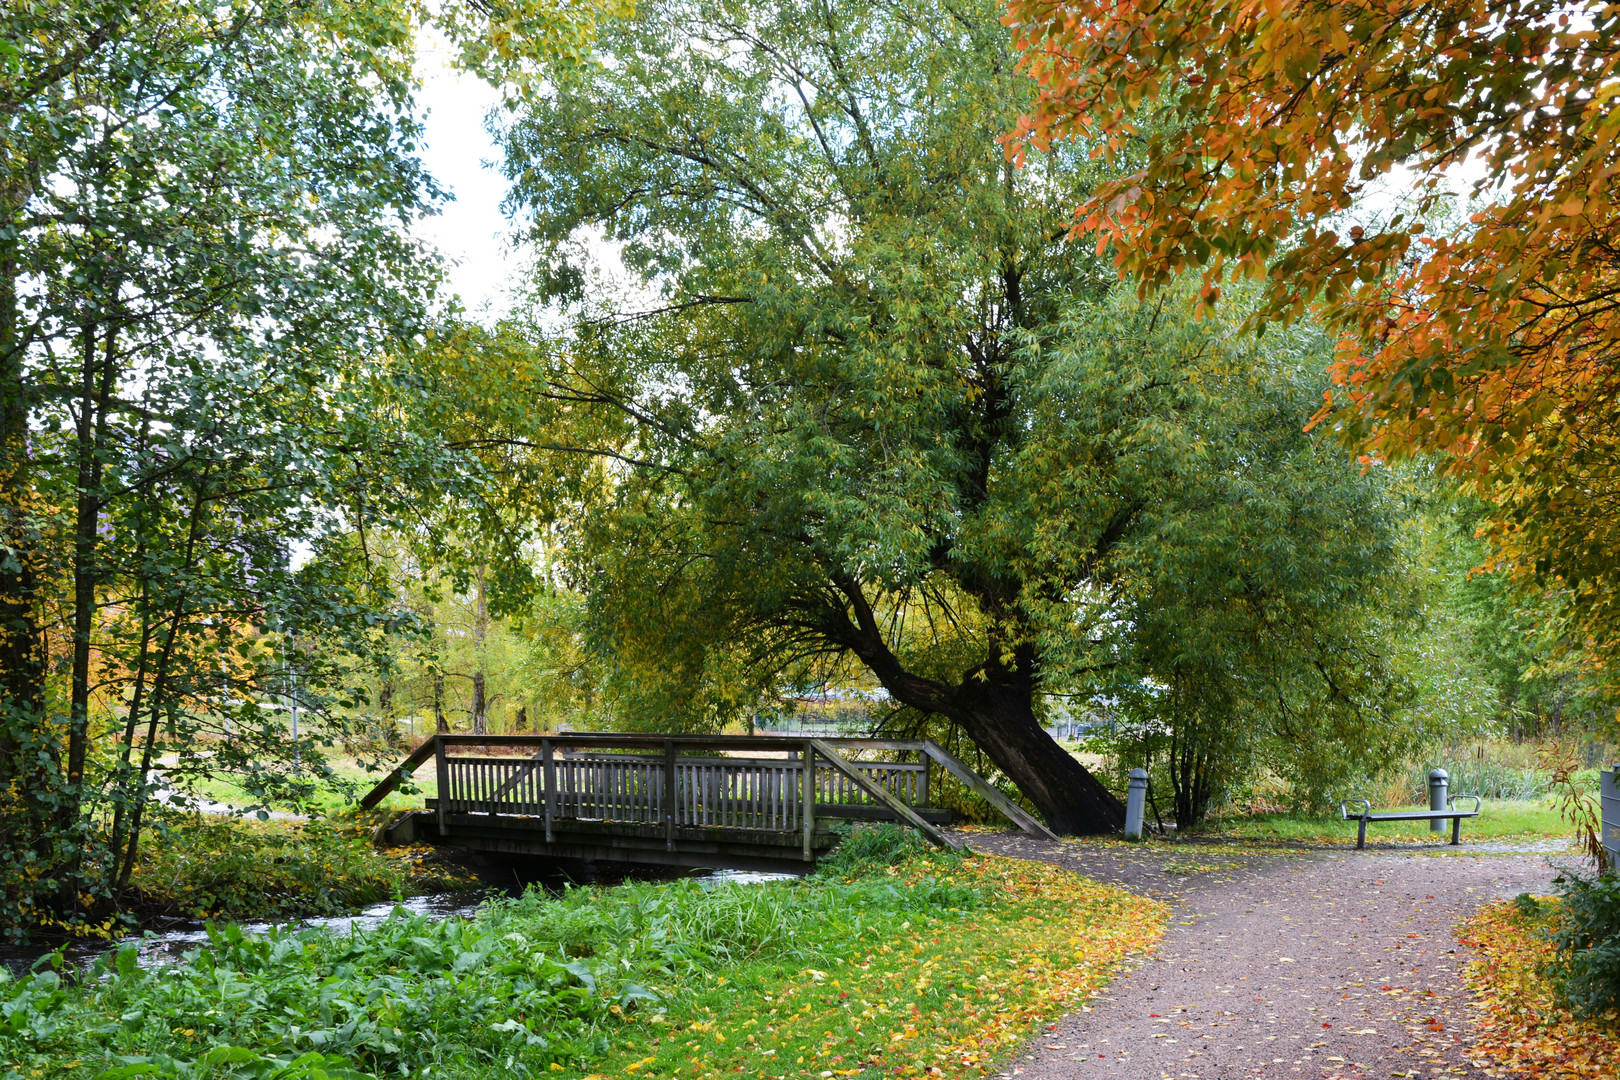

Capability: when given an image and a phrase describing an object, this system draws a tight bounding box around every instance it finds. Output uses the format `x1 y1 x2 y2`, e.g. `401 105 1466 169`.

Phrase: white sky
412 35 524 319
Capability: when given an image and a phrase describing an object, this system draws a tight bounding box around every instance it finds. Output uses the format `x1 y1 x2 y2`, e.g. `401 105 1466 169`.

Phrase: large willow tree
465 0 1405 832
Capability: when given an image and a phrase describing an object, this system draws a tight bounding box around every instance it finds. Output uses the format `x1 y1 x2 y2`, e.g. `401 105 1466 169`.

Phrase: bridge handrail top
426 733 930 751
442 750 927 769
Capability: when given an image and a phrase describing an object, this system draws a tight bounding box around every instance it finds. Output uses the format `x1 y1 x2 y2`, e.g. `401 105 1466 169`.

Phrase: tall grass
1394 757 1553 803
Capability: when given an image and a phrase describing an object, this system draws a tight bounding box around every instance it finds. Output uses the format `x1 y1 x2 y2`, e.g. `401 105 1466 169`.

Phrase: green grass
1194 798 1573 844
1 828 1165 1080
160 753 423 817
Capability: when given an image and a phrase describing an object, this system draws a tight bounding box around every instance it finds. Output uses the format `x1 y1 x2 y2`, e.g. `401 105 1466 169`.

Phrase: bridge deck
364 734 1055 870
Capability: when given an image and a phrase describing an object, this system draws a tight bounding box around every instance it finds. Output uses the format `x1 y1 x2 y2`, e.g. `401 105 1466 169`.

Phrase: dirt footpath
958 832 1565 1080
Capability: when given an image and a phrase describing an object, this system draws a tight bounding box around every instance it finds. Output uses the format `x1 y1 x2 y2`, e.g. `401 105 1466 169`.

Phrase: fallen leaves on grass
1458 899 1620 1078
599 855 1164 1080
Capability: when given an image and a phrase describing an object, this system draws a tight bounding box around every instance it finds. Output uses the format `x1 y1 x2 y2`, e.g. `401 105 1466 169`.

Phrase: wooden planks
433 748 930 832
920 741 1058 841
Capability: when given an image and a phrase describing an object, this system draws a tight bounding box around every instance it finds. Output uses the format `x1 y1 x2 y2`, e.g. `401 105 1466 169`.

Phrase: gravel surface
954 831 1570 1080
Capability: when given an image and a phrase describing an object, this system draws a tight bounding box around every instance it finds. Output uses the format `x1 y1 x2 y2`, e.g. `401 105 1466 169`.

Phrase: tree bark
951 678 1125 834
817 577 1125 834
66 321 116 808
470 565 488 735
0 177 45 784
433 670 448 733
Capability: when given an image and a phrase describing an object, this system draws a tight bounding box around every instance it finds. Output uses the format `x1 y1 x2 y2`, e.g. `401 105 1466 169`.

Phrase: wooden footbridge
361 734 1055 872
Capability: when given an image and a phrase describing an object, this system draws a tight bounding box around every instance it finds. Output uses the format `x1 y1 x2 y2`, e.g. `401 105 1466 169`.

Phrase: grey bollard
1429 768 1449 833
1124 768 1149 840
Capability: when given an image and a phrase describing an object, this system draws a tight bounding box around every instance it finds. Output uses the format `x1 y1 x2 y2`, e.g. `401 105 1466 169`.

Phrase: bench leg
1452 815 1461 846
1358 816 1367 850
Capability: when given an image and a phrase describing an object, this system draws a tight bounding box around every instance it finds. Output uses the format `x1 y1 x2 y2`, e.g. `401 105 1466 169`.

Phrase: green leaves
0 0 454 937
431 0 1418 831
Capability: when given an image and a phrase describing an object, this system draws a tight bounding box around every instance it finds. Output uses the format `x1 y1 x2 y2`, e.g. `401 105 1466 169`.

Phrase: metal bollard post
1600 764 1620 863
1125 768 1148 840
1429 768 1448 833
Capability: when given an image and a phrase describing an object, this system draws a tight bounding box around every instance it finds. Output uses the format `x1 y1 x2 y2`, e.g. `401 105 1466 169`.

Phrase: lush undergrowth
125 816 477 924
1459 896 1620 1079
1193 799 1568 844
0 829 1164 1080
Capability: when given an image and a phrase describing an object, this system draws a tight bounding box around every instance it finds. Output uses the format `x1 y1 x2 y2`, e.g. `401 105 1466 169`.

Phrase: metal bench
1339 796 1483 849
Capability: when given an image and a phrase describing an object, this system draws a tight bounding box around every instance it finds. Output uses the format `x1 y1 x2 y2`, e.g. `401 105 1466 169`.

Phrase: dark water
3 865 797 976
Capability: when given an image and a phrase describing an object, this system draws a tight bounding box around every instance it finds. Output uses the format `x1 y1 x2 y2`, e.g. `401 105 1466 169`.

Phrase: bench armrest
1340 798 1372 820
1448 794 1482 813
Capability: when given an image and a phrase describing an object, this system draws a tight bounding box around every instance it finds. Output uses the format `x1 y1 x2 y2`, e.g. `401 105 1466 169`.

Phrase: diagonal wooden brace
810 740 963 851
921 741 1059 841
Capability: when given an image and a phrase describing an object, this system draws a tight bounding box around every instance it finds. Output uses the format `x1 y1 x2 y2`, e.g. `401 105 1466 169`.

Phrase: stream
3 866 797 976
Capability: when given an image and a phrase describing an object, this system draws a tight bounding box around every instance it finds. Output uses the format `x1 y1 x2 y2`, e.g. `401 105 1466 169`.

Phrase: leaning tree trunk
952 680 1125 835
822 578 1125 834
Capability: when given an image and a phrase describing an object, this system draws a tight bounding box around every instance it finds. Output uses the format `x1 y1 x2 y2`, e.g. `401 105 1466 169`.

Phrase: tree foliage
442 0 1417 832
1005 0 1620 670
0 0 446 937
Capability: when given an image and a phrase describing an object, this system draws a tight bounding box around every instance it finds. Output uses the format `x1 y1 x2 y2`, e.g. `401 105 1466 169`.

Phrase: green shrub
1 912 615 1076
128 816 469 922
1549 867 1620 1019
817 821 946 877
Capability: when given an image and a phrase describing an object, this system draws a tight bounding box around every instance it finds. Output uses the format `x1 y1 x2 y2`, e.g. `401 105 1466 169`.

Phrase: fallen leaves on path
1458 899 1620 1079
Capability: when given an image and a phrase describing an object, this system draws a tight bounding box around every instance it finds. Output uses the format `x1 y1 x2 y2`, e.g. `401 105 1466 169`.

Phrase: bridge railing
361 733 1056 857
441 751 927 828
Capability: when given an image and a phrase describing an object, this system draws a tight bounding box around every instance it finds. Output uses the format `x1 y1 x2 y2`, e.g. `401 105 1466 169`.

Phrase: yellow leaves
1460 900 1620 1078
587 857 1165 1080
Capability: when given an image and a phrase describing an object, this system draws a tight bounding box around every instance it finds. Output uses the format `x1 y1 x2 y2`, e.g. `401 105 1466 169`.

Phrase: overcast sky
412 35 523 319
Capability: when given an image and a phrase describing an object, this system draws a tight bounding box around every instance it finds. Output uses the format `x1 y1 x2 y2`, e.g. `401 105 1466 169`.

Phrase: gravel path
955 831 1569 1080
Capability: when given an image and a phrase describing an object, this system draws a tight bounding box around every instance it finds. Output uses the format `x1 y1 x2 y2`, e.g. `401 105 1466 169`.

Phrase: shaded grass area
126 815 478 924
1192 798 1569 845
159 753 420 817
1 834 1164 1080
1459 897 1619 1078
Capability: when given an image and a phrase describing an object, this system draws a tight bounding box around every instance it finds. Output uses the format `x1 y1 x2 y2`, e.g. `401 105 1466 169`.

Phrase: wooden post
801 740 814 862
664 738 677 851
542 736 555 844
434 735 449 837
918 747 930 807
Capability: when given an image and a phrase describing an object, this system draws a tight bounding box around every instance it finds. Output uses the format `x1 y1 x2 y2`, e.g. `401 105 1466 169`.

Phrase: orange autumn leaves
1459 899 1620 1079
591 855 1164 1080
1003 0 1620 662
